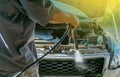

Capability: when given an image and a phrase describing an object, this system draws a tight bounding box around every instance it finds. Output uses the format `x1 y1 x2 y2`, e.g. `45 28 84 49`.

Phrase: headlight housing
109 40 120 69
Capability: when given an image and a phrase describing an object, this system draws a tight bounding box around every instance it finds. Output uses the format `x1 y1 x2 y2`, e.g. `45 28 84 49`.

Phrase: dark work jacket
0 0 54 76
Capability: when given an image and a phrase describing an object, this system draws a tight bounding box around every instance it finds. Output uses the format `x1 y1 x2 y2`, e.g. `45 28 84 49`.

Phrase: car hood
53 0 119 18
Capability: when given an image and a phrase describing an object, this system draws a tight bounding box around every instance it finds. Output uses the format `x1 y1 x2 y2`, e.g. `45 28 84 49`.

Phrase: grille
39 58 104 76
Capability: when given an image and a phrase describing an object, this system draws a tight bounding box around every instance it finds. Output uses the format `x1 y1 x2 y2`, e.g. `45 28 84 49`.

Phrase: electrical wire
13 24 72 77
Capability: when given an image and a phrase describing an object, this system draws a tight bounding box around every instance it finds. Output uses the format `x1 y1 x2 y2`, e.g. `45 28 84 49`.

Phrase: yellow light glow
106 0 120 12
56 0 120 18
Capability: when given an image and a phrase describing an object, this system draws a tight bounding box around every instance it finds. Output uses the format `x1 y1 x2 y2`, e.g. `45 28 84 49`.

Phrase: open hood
53 0 119 18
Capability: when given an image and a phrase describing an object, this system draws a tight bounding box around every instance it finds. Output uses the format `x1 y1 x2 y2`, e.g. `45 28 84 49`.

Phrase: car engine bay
34 21 111 77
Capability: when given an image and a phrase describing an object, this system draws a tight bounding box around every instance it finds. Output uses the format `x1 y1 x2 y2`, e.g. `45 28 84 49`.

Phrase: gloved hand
49 7 79 29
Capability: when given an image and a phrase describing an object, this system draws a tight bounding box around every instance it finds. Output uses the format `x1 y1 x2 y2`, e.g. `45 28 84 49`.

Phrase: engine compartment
35 22 110 77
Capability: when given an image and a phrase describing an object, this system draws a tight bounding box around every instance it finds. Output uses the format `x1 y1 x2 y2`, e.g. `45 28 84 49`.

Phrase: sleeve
19 0 54 26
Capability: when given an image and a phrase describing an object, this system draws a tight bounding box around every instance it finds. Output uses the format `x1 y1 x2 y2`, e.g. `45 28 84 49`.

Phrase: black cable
13 24 72 77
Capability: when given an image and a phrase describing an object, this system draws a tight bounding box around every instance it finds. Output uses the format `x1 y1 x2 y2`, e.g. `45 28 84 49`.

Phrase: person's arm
19 0 79 28
49 7 79 29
